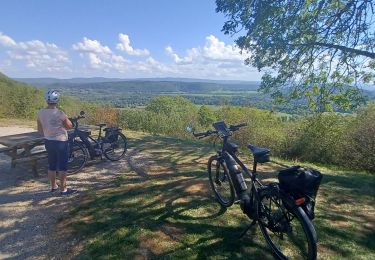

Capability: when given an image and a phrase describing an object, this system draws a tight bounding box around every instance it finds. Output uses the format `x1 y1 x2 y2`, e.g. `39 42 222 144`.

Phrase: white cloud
71 34 259 80
162 35 258 79
166 35 245 66
165 46 198 64
73 37 118 70
72 37 112 55
116 33 150 56
203 35 243 61
0 32 259 79
0 32 70 72
0 32 17 47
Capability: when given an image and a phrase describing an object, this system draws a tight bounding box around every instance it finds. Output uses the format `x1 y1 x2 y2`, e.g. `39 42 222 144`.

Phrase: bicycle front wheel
103 132 128 161
67 141 88 174
208 156 235 207
258 185 317 260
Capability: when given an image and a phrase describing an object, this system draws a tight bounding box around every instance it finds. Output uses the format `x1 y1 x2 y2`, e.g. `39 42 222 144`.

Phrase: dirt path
0 127 132 259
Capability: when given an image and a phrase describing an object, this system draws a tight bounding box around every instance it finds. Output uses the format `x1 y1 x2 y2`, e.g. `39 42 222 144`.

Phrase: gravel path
0 127 132 259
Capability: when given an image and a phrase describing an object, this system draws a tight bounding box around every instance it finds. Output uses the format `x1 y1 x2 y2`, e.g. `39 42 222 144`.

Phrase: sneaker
60 189 78 196
50 185 59 192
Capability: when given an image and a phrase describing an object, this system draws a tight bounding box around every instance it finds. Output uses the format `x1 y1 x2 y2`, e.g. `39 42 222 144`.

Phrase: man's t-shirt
37 108 68 141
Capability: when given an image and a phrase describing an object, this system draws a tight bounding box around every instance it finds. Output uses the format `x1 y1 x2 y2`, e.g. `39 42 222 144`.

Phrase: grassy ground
63 131 375 259
0 118 36 128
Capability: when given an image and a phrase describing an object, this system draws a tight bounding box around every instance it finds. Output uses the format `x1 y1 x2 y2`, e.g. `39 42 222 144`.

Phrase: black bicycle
189 121 320 260
67 111 128 174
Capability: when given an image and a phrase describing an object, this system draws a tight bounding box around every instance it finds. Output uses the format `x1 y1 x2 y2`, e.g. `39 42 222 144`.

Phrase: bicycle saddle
96 123 107 127
248 144 270 157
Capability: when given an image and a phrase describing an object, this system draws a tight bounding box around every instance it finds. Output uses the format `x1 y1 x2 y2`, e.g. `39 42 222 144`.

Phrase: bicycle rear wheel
103 132 127 161
67 141 88 174
208 156 235 207
258 185 317 260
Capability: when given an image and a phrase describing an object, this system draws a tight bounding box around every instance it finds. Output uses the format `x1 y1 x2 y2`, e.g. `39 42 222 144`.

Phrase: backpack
104 127 120 143
278 166 323 219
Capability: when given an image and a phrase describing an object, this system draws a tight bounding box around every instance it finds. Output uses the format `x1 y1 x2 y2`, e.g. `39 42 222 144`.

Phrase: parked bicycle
67 111 128 174
188 121 322 260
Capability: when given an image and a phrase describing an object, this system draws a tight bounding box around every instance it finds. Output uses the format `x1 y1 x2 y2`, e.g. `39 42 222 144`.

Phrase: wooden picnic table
0 126 93 175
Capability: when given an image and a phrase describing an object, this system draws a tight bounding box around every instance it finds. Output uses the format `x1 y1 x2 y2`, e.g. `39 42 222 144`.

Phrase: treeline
19 79 261 92
1 73 374 173
25 80 375 114
44 87 311 114
113 96 374 173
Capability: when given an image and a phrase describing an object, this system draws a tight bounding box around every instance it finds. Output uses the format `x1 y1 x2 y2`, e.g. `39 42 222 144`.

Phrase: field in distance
16 77 375 114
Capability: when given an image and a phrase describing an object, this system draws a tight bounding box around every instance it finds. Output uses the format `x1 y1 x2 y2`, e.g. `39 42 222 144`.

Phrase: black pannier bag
278 166 323 219
104 127 120 142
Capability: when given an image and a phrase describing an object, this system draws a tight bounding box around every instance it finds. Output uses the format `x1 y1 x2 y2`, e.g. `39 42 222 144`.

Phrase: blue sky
0 0 261 80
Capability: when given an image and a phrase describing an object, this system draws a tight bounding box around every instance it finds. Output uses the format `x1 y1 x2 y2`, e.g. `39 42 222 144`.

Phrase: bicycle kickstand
239 219 256 238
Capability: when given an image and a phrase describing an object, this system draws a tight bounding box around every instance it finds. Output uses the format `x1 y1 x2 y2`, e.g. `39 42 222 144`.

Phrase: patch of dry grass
0 118 36 128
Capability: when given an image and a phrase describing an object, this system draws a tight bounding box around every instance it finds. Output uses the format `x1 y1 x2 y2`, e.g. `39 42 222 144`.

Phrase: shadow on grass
66 134 275 259
313 169 375 258
65 133 375 259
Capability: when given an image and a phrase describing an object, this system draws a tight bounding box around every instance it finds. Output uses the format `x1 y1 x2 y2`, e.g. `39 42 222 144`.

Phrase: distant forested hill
15 77 307 113
16 78 261 92
14 77 375 114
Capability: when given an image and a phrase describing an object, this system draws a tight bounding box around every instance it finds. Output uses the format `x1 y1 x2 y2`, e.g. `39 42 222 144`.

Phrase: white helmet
45 89 60 104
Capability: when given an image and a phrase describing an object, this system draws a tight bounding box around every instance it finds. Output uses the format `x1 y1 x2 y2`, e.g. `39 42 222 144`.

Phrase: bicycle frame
192 122 318 259
216 134 264 209
69 116 105 159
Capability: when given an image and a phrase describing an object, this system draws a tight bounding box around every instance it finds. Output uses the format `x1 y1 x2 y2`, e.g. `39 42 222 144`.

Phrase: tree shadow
8 132 369 259
66 135 281 259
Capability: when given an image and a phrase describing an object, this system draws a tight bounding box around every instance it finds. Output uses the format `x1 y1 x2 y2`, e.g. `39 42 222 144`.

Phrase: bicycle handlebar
229 123 248 131
69 112 86 128
192 122 247 139
69 115 85 121
193 130 218 138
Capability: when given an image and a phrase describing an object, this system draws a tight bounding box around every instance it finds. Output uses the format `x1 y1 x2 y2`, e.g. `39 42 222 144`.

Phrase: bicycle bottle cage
213 121 231 136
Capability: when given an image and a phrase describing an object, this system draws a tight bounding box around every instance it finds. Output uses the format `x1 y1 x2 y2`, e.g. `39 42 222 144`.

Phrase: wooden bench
0 132 48 176
0 127 93 176
10 150 48 176
0 146 13 153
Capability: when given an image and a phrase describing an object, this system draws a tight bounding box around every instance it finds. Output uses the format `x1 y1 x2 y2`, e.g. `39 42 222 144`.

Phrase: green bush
343 103 375 172
198 105 216 127
121 96 198 137
284 113 351 164
0 75 95 121
0 77 45 118
215 106 286 155
2 73 374 173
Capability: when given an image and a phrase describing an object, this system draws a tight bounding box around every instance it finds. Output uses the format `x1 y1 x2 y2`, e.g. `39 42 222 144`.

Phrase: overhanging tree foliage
216 0 375 111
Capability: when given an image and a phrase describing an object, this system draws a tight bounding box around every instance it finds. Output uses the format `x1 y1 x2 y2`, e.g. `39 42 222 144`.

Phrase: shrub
198 105 216 127
215 106 286 154
343 103 375 172
284 113 351 164
120 96 198 138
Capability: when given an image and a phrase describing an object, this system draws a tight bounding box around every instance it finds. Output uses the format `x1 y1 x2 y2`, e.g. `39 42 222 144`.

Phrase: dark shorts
45 140 69 172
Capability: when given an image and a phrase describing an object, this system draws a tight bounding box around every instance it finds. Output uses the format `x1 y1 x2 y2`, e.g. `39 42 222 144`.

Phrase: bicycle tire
103 132 128 161
67 141 88 174
207 155 235 207
257 185 317 260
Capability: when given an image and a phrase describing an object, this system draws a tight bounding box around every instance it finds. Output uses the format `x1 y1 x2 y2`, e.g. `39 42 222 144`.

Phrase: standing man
37 89 77 195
